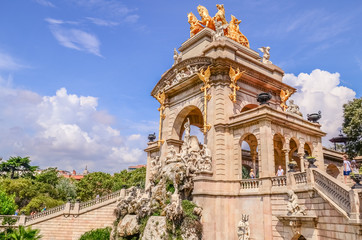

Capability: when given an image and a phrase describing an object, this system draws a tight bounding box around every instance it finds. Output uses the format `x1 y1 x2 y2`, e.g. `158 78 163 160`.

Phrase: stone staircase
0 189 123 228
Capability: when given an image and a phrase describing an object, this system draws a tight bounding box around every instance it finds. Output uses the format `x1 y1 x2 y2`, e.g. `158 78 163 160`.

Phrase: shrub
79 227 111 240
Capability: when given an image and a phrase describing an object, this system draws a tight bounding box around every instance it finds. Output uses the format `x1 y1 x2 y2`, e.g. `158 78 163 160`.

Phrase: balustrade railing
25 204 65 223
271 176 287 187
0 215 20 226
240 179 261 189
79 190 122 210
313 170 350 214
294 172 307 184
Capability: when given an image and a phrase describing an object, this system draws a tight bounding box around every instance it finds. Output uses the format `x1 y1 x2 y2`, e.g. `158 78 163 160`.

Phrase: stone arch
171 105 204 141
326 164 340 178
273 133 285 174
304 142 313 156
241 104 258 113
240 133 259 178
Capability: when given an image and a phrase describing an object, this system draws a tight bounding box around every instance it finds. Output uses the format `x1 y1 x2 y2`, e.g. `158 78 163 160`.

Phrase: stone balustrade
294 172 307 185
313 169 351 214
271 176 287 187
240 179 261 190
25 204 66 224
0 189 123 227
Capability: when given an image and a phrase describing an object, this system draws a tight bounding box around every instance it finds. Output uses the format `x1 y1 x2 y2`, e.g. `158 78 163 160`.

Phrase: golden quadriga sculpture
188 4 250 48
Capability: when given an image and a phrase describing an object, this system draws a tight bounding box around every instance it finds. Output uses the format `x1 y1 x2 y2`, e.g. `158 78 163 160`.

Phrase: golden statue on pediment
187 5 250 48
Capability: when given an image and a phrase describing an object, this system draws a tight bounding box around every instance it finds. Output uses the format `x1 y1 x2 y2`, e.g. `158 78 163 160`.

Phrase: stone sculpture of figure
166 145 178 164
213 20 226 41
188 12 204 37
287 190 306 216
184 118 191 143
237 214 250 240
227 15 250 48
258 46 272 64
197 5 215 30
287 100 303 117
200 144 212 171
173 48 182 66
187 65 194 75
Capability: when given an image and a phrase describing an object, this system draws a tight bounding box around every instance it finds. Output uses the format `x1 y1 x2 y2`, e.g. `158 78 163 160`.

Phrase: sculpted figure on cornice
258 46 272 64
173 48 182 66
287 100 303 117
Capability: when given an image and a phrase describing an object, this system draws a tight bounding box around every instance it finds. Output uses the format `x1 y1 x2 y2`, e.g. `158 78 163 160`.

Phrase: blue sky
0 0 361 173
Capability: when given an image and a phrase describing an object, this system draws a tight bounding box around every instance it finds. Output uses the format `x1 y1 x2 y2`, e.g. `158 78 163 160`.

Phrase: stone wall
271 191 360 240
31 202 117 240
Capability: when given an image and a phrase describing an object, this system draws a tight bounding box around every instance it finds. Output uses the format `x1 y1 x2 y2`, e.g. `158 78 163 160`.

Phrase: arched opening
172 105 204 145
326 164 340 178
289 138 300 172
273 134 285 174
304 143 312 157
241 104 258 113
240 133 259 178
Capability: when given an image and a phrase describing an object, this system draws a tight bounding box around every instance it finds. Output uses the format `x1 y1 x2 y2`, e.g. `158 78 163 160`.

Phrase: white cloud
0 79 145 172
283 69 356 146
46 19 102 57
86 17 119 27
0 52 25 70
34 0 55 7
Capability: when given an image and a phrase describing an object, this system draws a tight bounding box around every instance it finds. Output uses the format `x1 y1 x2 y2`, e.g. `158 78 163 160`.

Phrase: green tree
35 168 59 186
22 194 64 214
343 97 362 158
0 178 38 209
56 178 77 201
113 167 146 191
9 225 42 240
0 156 38 179
76 172 114 201
0 188 17 215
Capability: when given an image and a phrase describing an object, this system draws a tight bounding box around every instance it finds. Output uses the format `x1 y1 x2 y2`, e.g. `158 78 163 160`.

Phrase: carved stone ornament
237 214 250 240
173 48 182 66
287 190 307 216
287 100 303 117
258 46 272 64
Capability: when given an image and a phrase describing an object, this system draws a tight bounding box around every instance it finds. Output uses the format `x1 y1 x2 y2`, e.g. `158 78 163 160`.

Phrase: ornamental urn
257 92 272 105
307 111 322 123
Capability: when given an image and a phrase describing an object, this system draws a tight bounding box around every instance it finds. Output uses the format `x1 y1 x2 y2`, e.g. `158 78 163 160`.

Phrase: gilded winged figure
197 66 211 87
280 89 291 111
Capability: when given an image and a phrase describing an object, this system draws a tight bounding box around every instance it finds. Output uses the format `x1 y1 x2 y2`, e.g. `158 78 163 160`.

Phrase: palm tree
9 226 42 240
0 156 38 179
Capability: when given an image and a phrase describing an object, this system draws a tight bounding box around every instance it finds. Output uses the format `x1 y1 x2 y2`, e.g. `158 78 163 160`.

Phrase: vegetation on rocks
343 97 362 158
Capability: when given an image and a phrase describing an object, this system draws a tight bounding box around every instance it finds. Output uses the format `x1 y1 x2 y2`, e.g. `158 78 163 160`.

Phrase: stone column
258 120 274 177
298 153 305 172
283 148 290 172
252 152 257 175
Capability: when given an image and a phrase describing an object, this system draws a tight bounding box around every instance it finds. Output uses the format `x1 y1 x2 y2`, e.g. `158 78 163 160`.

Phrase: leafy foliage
113 167 146 191
181 200 198 220
8 225 42 240
0 156 38 179
343 97 362 158
35 168 59 186
76 172 114 201
56 178 77 201
0 188 17 215
78 227 111 240
22 194 64 215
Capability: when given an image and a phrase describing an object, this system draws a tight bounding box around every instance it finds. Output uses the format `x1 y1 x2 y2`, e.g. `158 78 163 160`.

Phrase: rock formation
111 121 209 239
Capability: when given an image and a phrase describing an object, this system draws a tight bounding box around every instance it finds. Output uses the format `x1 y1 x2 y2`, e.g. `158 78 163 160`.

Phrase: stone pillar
298 153 305 172
252 152 257 175
283 148 290 172
258 120 274 177
144 142 160 189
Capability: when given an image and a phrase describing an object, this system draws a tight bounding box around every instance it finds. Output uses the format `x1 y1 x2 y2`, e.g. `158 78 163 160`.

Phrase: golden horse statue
227 15 250 48
197 5 215 30
213 4 228 25
188 12 204 37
